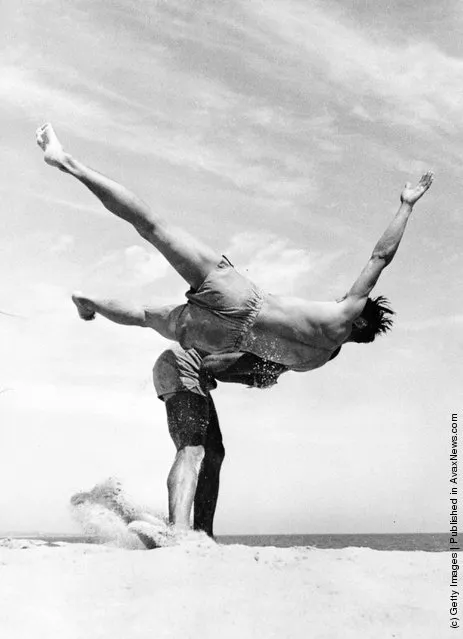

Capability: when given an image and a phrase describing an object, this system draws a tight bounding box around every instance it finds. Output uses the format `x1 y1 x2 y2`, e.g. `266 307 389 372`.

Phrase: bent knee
178 445 206 465
144 304 182 341
135 219 157 241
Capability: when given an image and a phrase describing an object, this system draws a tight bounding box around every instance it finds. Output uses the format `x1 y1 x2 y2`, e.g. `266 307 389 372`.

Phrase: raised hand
400 171 434 206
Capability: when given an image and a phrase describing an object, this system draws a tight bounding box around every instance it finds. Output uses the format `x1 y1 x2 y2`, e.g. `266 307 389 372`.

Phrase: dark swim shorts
152 346 287 449
152 345 288 402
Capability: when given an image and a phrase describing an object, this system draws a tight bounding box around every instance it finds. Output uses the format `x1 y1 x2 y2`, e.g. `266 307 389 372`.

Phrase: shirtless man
36 123 433 374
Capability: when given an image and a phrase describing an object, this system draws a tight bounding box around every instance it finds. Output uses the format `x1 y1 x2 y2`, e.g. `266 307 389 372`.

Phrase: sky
0 0 461 535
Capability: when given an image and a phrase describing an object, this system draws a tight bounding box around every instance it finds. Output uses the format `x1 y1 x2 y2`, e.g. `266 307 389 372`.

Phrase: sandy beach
0 537 447 639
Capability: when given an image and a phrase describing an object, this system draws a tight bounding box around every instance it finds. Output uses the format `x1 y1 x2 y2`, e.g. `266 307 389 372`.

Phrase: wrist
398 201 413 214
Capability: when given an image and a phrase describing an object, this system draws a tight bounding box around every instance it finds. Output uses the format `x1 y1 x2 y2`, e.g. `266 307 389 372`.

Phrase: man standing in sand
72 344 287 545
36 123 433 377
151 345 287 538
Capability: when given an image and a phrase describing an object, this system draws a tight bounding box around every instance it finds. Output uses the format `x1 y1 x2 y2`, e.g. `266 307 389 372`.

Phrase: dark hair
356 295 395 343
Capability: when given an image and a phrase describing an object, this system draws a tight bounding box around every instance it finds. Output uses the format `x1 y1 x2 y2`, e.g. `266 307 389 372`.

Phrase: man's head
349 295 395 343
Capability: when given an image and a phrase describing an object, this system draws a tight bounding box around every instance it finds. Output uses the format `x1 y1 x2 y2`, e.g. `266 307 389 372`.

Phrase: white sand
0 537 447 639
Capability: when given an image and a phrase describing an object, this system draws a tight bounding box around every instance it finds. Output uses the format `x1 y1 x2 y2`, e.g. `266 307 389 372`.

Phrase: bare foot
128 521 215 550
400 171 434 206
72 292 96 321
128 521 174 549
36 123 68 170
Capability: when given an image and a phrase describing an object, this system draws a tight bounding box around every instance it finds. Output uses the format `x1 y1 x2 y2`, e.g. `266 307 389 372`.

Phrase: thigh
165 392 210 449
146 223 221 291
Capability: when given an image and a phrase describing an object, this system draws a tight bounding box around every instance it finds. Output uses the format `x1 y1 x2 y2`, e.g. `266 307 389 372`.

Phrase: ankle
59 153 81 176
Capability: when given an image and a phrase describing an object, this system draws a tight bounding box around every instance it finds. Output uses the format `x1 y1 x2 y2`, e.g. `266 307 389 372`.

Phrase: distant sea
218 533 450 552
2 533 450 552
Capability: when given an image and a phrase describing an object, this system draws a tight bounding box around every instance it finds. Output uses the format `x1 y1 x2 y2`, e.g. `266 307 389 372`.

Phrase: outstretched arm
71 292 146 326
340 171 433 319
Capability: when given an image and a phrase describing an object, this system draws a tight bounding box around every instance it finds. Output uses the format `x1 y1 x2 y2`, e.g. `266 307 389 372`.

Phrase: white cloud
1 28 322 206
87 245 171 293
28 282 71 316
34 194 105 217
244 0 463 131
0 66 109 127
226 232 312 293
351 105 373 122
50 234 74 254
5 380 160 422
225 231 347 296
399 314 463 332
118 245 169 286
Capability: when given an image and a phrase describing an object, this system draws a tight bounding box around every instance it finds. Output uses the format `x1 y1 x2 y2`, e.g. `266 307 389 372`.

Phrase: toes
36 129 44 146
36 123 54 147
36 124 49 137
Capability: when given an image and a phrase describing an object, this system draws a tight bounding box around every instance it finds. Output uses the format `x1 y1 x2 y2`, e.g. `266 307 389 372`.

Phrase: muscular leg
36 124 220 290
193 395 225 537
71 292 180 340
167 446 205 530
165 392 224 536
165 392 207 530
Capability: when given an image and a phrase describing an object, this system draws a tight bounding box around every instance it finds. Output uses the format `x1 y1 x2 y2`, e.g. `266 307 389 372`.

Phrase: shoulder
314 300 354 344
335 294 368 323
324 296 372 343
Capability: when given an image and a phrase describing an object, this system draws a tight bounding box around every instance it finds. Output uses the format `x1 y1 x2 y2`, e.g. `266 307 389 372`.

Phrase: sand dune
0 537 447 639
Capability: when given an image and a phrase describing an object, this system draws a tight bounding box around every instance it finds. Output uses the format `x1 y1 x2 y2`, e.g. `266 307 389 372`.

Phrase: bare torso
242 294 351 372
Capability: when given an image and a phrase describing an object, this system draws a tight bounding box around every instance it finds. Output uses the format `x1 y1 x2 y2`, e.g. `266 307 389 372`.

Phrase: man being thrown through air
36 123 433 378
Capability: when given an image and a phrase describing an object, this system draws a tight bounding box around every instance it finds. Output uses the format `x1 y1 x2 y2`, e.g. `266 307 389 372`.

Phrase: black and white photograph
0 1 460 637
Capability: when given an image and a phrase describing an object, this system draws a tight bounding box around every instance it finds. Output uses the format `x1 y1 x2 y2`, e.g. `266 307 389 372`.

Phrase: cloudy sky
1 0 461 535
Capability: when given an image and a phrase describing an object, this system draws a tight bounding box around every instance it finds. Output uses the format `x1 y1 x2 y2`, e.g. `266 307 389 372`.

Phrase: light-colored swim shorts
173 257 265 354
152 344 217 401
